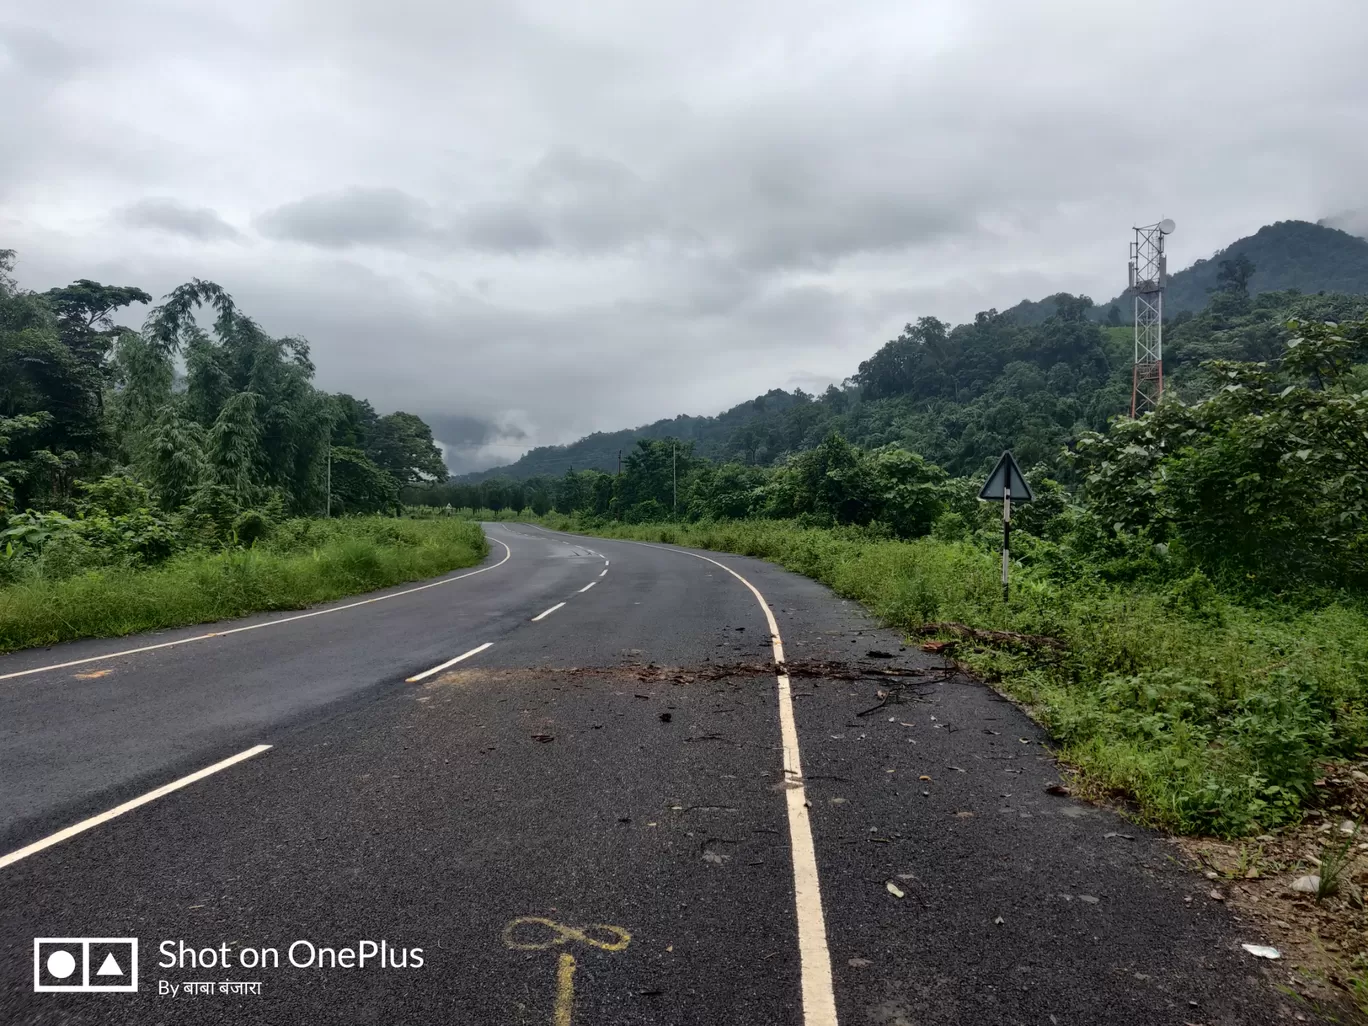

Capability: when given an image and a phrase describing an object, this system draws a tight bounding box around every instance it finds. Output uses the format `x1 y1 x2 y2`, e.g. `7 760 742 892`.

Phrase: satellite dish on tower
1159 218 1176 235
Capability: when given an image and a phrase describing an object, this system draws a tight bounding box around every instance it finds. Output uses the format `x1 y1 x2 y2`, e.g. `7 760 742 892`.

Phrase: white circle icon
46 950 77 979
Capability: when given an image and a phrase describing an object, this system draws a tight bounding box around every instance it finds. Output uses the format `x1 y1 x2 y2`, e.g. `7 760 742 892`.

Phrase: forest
415 266 1368 596
0 249 483 649
464 219 1368 482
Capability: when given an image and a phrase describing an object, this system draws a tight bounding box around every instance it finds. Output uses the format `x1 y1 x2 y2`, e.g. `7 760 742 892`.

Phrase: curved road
0 524 1311 1024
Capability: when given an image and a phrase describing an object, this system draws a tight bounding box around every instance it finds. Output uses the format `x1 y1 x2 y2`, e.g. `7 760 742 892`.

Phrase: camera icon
33 938 138 992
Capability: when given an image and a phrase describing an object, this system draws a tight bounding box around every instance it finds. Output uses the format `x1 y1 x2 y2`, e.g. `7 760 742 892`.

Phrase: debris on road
1077 894 1099 904
1104 832 1136 841
531 734 554 743
885 881 906 899
920 640 952 654
1045 783 1072 796
866 650 894 658
1209 888 1225 901
848 957 872 968
1290 875 1321 894
659 712 672 722
702 851 730 865
993 916 1005 925
1241 944 1281 960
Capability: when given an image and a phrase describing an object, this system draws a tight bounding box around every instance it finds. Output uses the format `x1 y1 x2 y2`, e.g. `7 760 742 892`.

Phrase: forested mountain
467 219 1368 485
457 390 809 481
1003 220 1368 326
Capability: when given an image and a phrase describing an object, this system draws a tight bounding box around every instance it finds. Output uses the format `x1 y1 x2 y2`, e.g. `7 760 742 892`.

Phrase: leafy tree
1072 315 1368 590
329 447 400 514
369 412 448 485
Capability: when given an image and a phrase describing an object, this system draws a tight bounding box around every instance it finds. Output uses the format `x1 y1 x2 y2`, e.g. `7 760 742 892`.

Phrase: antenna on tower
1127 219 1173 416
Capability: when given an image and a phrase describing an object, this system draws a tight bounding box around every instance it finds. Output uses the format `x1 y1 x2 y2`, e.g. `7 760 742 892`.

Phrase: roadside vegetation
531 516 1366 838
415 285 1368 838
0 249 472 652
0 516 485 652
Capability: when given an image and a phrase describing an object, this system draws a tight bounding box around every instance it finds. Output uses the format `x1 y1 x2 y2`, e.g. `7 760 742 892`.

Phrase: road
0 523 1310 1025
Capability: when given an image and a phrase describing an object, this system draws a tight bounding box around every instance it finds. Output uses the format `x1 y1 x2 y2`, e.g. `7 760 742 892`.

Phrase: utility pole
672 441 677 519
1128 219 1175 416
325 440 332 517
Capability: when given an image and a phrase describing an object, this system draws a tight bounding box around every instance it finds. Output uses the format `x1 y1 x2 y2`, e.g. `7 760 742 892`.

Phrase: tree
1213 256 1256 297
368 412 448 485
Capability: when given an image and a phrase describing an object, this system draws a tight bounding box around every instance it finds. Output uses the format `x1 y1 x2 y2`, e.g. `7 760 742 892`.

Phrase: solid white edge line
530 602 566 622
0 744 273 871
578 581 597 593
0 537 515 683
405 642 494 683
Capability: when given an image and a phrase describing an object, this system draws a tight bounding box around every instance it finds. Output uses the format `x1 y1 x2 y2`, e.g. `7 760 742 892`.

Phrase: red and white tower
1128 219 1174 416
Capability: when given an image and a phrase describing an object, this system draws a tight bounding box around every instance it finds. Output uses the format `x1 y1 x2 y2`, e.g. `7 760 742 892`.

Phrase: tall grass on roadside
0 518 487 653
536 514 1368 837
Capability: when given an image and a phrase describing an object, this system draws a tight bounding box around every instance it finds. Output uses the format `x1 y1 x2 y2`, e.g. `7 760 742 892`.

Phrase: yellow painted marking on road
0 744 272 871
502 917 631 952
555 953 576 1026
0 538 514 684
503 917 631 1026
73 669 112 679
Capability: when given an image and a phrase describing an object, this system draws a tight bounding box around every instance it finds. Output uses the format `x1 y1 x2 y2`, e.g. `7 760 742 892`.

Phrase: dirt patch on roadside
1174 763 1368 1022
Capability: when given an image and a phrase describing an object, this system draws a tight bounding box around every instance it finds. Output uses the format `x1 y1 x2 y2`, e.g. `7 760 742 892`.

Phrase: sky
3 0 1366 472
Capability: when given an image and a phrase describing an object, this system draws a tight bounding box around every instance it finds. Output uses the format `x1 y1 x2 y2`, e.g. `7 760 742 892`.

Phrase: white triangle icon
96 952 123 976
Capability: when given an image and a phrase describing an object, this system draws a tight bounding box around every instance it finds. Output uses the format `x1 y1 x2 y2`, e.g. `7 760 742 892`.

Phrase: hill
1001 220 1368 326
464 219 1368 481
457 390 809 481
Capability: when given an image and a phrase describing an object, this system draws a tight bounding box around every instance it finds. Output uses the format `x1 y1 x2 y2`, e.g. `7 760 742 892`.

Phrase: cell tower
1127 218 1175 416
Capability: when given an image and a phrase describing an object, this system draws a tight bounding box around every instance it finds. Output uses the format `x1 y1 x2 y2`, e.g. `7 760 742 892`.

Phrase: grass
533 514 1368 837
0 517 487 653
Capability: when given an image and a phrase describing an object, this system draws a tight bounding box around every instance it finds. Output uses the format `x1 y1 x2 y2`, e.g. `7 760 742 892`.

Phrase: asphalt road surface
0 523 1313 1025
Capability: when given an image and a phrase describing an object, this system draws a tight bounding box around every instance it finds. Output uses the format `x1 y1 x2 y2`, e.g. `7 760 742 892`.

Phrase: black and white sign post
978 452 1033 603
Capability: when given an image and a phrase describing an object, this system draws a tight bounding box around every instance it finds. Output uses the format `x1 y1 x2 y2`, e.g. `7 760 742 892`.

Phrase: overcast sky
3 1 1366 470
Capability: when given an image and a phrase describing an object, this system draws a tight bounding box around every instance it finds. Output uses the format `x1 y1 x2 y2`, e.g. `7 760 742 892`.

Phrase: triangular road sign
978 451 1033 502
97 953 123 976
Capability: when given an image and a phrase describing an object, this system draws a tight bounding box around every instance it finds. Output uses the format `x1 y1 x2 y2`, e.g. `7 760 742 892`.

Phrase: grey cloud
458 202 552 253
118 198 242 241
1320 212 1368 241
6 0 1368 470
256 188 438 249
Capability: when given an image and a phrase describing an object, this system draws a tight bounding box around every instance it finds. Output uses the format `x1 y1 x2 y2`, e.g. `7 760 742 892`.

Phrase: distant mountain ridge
460 218 1368 481
456 390 810 482
1003 220 1368 326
